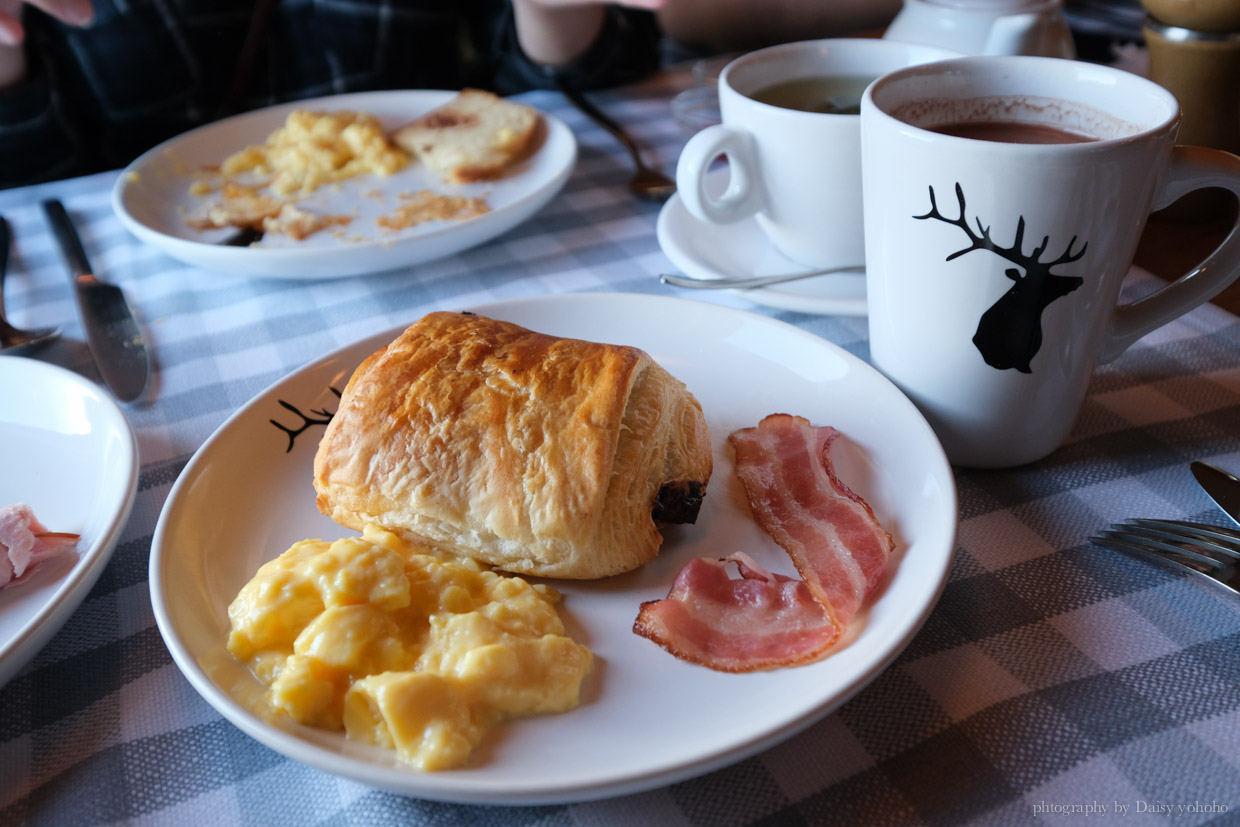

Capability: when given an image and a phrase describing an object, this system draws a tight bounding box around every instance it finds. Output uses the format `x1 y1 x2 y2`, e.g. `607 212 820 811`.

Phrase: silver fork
1092 518 1240 596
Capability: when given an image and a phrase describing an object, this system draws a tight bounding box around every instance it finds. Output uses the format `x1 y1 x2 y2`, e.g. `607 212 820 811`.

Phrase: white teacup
860 56 1240 468
675 39 958 270
883 0 1076 59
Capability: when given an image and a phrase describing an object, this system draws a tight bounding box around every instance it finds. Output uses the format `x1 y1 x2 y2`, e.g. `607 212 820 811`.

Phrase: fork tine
1092 535 1240 597
1094 535 1212 573
1104 520 1240 567
1128 519 1240 558
1099 528 1227 571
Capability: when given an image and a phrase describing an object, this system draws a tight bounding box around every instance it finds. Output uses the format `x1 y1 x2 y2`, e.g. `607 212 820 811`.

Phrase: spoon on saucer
660 264 864 290
0 216 60 353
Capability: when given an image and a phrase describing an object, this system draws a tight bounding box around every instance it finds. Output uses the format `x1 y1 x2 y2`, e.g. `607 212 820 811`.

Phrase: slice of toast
394 89 539 183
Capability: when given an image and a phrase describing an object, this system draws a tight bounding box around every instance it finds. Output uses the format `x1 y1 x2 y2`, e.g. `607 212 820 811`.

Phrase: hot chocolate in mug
859 56 1240 468
675 39 958 270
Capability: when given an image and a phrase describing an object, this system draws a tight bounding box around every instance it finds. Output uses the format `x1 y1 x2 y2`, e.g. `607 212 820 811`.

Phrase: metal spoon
555 76 676 203
0 216 60 353
660 264 864 290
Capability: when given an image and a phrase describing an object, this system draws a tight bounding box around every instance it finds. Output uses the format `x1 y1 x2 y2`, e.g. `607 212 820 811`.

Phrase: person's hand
0 0 94 46
0 0 92 89
511 0 666 66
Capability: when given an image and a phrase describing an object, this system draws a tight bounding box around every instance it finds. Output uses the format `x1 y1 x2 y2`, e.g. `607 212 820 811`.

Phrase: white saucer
656 169 868 316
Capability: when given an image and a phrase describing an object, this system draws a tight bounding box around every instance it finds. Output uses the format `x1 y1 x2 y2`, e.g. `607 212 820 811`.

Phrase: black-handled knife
42 199 150 403
1190 461 1240 527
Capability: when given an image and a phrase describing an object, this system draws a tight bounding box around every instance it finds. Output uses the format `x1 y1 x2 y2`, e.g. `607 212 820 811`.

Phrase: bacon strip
633 553 838 672
731 414 893 629
0 504 80 589
634 415 893 671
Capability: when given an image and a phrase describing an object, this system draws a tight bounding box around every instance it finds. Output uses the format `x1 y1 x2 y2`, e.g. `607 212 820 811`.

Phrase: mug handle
675 124 766 224
1099 146 1240 363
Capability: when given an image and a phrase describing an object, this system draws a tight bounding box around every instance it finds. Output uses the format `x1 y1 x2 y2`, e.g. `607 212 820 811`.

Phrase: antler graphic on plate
270 387 342 453
914 183 1087 374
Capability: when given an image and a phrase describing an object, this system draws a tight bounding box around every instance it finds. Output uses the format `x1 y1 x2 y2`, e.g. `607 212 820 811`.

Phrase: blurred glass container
692 53 740 87
1141 0 1240 155
671 53 738 136
1143 0 1240 32
671 86 723 135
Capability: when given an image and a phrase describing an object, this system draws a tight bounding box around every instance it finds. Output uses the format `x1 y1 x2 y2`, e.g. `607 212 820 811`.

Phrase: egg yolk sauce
226 525 593 771
221 109 410 196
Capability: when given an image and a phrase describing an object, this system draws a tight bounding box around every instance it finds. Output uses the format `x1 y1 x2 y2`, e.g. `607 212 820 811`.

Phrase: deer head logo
915 183 1087 374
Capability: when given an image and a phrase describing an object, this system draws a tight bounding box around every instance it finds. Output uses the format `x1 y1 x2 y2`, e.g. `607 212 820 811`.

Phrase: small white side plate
0 356 138 688
112 90 576 280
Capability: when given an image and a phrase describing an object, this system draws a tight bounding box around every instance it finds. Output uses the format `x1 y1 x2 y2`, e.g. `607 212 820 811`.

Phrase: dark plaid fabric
1 71 1238 826
0 0 661 188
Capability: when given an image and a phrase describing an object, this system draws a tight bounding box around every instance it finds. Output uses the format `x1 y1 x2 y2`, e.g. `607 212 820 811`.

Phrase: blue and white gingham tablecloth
1 68 1238 826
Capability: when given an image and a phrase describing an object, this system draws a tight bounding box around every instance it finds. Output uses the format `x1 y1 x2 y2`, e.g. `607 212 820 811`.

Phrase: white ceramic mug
883 0 1076 58
860 56 1240 468
675 39 958 270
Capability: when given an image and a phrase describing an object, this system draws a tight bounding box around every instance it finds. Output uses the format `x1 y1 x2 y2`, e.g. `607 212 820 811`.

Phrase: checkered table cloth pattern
1 69 1238 826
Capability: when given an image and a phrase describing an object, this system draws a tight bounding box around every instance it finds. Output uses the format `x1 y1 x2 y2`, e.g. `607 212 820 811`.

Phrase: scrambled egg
221 109 410 196
227 525 593 771
376 189 490 231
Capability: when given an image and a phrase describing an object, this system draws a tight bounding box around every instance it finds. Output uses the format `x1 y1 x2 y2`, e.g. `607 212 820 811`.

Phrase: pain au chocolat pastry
312 311 712 579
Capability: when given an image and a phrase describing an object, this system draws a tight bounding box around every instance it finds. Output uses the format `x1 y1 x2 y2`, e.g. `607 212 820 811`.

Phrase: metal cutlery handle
1191 461 1240 526
42 197 150 402
42 199 94 279
553 73 675 202
554 75 646 165
660 265 864 290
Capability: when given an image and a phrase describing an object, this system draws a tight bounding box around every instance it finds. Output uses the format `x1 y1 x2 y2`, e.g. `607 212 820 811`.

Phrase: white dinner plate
0 357 138 688
657 167 868 316
150 293 957 804
112 90 576 279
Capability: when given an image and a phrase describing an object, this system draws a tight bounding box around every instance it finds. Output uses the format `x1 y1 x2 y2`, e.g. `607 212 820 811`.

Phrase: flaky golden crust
313 312 712 579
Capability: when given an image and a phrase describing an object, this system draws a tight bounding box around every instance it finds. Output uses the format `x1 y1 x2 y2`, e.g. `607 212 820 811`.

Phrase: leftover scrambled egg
226 525 593 771
376 189 490 231
221 109 410 196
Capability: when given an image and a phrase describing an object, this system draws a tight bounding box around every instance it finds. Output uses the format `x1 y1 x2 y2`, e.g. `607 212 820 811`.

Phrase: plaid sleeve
0 0 665 188
0 50 86 188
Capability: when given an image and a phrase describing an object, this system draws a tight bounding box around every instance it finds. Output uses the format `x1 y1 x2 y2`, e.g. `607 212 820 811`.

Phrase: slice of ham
634 414 893 672
0 504 80 590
